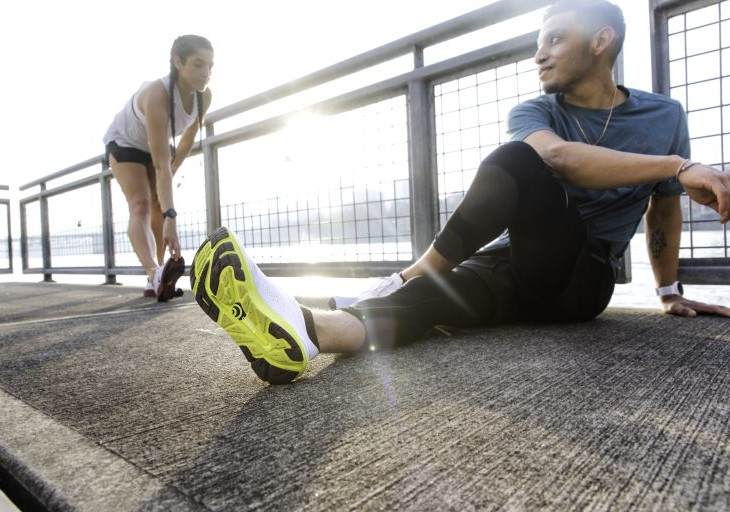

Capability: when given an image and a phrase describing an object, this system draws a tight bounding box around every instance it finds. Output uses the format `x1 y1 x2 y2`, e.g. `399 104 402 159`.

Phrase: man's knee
479 140 546 180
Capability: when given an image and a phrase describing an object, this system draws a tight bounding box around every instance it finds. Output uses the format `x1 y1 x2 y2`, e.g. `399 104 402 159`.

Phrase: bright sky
0 0 649 190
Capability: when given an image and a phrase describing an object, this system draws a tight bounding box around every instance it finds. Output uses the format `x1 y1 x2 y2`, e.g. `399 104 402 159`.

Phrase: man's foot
143 281 183 298
328 272 404 309
190 227 319 384
153 257 186 302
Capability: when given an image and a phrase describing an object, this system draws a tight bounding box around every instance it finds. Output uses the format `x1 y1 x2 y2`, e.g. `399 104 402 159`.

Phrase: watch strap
656 280 683 297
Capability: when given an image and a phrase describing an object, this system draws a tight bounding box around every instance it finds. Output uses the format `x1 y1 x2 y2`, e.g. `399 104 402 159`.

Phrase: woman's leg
146 163 165 265
110 155 158 280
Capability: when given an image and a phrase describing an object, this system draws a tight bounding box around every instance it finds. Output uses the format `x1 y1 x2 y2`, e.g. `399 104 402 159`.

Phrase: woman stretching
103 35 213 300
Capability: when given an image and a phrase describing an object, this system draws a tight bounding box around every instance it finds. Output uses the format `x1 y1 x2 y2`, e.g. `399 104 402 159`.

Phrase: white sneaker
190 227 319 384
328 272 405 309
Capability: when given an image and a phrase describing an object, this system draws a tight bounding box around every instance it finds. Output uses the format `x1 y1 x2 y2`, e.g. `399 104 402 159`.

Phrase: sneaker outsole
143 288 183 298
190 227 306 384
157 258 186 302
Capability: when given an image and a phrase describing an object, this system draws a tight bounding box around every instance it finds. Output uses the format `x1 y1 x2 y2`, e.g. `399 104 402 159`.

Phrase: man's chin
541 82 560 94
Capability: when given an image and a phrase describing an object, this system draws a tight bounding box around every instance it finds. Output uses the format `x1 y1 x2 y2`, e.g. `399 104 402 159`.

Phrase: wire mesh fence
666 0 730 259
217 95 412 264
434 57 541 227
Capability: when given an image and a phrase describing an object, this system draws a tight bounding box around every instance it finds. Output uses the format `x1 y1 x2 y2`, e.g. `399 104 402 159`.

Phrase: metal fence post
203 123 221 236
407 46 438 258
100 164 117 285
39 183 53 282
20 202 28 272
0 190 11 274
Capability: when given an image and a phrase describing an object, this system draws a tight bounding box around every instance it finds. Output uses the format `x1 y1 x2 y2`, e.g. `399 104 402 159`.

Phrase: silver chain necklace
564 86 618 146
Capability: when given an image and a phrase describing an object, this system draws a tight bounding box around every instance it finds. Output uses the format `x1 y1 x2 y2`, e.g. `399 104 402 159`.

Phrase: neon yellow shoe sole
190 227 312 384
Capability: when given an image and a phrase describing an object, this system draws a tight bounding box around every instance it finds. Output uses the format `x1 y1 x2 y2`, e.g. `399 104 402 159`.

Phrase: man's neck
562 75 623 109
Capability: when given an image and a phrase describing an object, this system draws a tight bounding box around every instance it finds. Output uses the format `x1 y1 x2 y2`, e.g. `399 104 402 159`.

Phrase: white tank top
103 74 199 153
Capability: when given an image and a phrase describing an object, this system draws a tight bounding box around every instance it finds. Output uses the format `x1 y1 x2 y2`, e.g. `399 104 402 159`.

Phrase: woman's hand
163 218 181 260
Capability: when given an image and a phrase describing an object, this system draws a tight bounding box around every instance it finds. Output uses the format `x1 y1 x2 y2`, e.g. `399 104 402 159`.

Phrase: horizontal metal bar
23 261 408 279
0 185 8 191
651 0 719 14
678 266 730 284
205 32 537 150
205 0 550 124
680 257 730 266
23 266 149 276
24 267 109 275
21 147 203 203
20 155 105 191
407 31 538 85
258 261 409 278
19 169 113 205
678 257 730 284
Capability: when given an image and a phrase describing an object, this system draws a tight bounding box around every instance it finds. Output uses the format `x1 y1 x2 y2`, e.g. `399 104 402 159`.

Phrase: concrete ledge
0 389 201 511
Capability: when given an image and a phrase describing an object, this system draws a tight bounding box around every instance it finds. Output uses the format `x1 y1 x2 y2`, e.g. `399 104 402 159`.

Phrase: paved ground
0 279 728 511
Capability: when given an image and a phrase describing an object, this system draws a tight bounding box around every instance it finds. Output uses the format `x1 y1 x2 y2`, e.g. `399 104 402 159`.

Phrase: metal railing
651 0 730 283
18 0 554 283
0 185 11 274
19 0 726 286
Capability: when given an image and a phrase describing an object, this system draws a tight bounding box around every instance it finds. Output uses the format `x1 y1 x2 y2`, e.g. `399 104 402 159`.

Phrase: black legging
345 141 616 349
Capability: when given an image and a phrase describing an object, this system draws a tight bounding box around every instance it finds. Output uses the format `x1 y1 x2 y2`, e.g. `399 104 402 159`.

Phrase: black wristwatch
656 280 683 297
162 208 177 219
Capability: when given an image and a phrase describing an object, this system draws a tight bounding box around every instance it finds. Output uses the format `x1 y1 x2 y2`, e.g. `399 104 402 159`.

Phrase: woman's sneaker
190 227 319 385
328 272 404 309
153 258 186 302
143 281 183 298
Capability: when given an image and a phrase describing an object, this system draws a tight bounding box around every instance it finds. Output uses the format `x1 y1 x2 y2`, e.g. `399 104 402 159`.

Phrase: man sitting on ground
190 0 730 384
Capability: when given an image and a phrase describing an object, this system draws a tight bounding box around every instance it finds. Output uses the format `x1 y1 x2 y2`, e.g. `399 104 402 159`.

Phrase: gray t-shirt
506 86 688 263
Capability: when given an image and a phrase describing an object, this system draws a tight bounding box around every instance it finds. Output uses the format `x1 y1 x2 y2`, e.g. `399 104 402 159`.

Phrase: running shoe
190 227 319 384
328 272 404 309
153 257 186 302
143 281 183 298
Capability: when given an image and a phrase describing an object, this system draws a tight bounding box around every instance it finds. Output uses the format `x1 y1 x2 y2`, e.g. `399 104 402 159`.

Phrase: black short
105 141 152 166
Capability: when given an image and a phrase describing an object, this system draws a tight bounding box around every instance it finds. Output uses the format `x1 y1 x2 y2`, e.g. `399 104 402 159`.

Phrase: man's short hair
545 0 626 64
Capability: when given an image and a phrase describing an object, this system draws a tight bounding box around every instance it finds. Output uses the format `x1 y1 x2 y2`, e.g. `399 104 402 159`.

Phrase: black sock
299 306 320 350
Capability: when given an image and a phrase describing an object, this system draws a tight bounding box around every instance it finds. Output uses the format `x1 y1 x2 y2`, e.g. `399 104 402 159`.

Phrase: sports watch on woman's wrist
162 208 177 219
655 280 683 297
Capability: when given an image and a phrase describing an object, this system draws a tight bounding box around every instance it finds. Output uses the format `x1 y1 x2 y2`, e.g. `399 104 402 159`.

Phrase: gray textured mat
0 282 728 511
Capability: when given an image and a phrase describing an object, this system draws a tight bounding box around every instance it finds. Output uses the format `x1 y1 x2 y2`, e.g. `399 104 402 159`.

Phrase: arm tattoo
650 228 667 260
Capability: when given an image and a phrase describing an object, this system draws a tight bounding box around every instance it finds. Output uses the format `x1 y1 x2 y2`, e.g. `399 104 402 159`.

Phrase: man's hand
162 218 181 260
678 164 730 223
660 295 730 318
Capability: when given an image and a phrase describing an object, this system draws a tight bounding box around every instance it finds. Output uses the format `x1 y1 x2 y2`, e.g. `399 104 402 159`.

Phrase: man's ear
591 25 616 57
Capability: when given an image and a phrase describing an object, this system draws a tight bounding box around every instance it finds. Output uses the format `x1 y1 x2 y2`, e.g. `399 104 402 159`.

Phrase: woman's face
175 48 214 92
